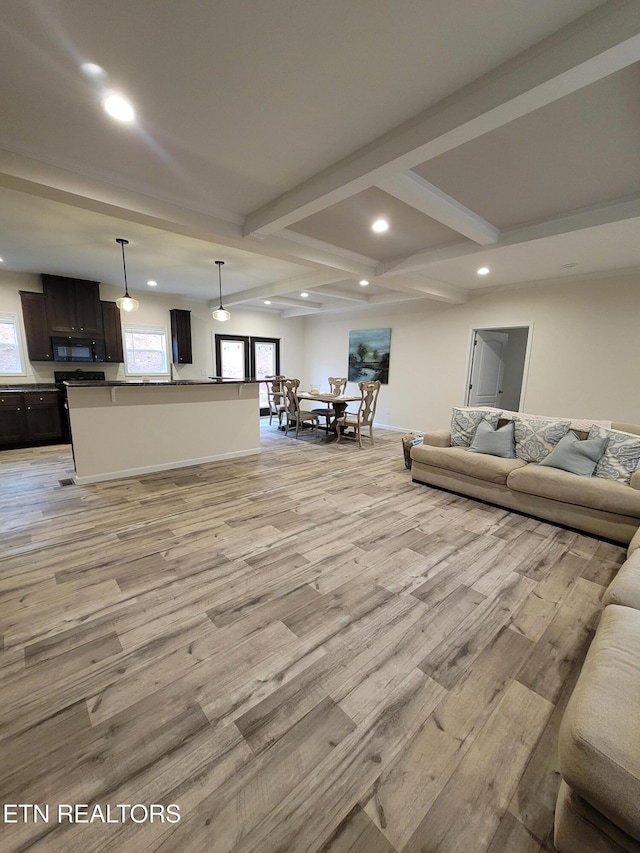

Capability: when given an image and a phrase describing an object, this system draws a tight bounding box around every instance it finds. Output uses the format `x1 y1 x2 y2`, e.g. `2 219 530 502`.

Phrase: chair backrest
357 380 381 425
282 378 301 418
267 374 285 403
328 376 347 395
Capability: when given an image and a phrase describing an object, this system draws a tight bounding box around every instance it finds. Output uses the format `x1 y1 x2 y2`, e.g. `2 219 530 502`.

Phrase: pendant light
115 238 139 312
212 260 231 322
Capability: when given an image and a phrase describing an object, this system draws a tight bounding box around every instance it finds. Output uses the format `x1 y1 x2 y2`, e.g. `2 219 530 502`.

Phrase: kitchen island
65 379 260 484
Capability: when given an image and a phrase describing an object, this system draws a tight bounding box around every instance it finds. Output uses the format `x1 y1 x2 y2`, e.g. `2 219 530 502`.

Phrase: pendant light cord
117 238 131 297
216 260 225 309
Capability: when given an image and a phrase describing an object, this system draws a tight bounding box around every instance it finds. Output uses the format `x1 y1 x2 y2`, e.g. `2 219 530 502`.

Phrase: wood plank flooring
0 424 627 853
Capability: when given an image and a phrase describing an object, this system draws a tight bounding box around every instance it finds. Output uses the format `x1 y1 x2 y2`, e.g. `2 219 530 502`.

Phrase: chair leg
295 418 300 438
369 425 374 446
357 424 363 448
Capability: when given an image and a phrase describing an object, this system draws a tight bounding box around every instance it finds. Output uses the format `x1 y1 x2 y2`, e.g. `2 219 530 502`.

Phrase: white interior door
468 330 508 407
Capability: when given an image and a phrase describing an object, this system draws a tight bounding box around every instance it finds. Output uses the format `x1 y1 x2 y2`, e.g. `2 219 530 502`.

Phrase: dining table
297 390 361 436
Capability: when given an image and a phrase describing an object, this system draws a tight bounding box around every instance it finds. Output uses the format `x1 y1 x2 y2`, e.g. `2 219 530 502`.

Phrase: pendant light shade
212 260 231 322
115 238 139 312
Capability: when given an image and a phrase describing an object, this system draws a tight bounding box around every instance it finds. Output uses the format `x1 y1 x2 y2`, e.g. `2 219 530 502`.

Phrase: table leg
328 401 348 437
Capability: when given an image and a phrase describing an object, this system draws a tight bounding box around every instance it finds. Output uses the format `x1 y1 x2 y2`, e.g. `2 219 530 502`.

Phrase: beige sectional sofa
554 549 640 852
409 407 640 851
410 411 640 545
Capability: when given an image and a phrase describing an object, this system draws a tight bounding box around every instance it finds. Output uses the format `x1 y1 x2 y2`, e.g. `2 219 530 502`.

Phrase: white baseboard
374 423 422 434
74 447 262 485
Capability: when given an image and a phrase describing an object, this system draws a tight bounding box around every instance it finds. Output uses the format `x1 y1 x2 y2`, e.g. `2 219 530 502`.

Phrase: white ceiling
0 0 639 317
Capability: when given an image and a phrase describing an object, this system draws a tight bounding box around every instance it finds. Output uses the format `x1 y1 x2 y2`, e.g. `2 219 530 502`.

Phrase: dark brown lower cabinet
0 391 63 448
0 397 25 443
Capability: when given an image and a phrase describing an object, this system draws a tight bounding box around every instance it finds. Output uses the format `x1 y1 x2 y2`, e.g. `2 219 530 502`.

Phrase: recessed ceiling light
300 292 309 298
359 279 369 286
264 300 271 305
103 93 135 123
0 257 4 263
371 219 389 233
147 280 157 287
477 267 490 276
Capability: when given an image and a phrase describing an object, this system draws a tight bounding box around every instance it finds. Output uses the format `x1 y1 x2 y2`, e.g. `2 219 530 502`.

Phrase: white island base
66 382 260 484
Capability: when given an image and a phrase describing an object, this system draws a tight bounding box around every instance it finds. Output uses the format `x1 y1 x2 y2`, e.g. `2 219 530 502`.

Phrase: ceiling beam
224 270 351 305
373 275 468 304
244 1 640 237
306 285 371 302
280 305 323 318
378 193 640 275
376 171 500 244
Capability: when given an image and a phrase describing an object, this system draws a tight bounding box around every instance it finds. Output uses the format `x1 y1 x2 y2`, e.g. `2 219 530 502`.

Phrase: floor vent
58 478 75 487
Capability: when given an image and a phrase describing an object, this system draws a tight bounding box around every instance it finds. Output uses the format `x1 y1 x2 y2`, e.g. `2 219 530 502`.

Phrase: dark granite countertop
0 384 59 395
63 378 260 387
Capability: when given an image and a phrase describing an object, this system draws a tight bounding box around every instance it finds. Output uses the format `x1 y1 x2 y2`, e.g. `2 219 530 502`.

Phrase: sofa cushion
410 443 526 485
450 407 500 447
468 419 516 458
589 425 640 484
539 430 607 477
507 464 640 518
513 415 571 462
558 605 640 843
603 550 640 611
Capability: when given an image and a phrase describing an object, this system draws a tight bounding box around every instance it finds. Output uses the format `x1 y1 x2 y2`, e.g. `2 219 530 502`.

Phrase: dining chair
312 376 348 430
336 380 381 447
282 378 320 438
265 375 286 425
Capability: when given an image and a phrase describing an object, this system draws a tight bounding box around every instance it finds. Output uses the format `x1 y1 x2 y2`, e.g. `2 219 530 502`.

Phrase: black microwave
51 336 106 363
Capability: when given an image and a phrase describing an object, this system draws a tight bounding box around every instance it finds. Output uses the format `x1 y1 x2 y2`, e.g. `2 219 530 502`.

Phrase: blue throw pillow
539 430 607 476
468 419 516 458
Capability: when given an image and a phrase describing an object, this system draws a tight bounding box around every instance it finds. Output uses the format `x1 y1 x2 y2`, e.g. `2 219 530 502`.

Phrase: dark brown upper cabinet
41 275 104 337
170 309 192 364
101 301 124 363
19 291 53 362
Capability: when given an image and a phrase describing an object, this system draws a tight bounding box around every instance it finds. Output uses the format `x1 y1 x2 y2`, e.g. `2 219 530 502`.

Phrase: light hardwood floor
0 424 626 853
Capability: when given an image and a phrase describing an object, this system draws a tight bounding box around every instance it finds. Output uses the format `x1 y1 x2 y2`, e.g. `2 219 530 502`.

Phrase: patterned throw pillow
588 425 640 484
450 407 500 447
513 416 571 463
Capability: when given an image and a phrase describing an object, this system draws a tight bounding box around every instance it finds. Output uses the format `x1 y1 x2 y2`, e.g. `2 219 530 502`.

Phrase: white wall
303 274 640 432
4 267 639 431
0 270 306 385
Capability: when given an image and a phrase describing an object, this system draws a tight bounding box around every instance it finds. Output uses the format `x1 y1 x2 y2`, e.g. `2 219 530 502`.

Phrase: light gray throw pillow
450 407 500 447
468 419 516 458
539 430 607 476
588 424 640 483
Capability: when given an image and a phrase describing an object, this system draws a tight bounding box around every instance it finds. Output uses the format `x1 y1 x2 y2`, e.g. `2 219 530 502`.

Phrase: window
0 314 24 375
123 325 168 375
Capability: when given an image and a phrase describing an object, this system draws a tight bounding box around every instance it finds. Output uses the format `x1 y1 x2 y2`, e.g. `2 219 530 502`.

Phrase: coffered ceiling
0 0 638 317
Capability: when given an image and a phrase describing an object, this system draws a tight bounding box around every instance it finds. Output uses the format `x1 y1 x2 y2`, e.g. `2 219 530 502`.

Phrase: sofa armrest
422 429 451 448
631 469 640 491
